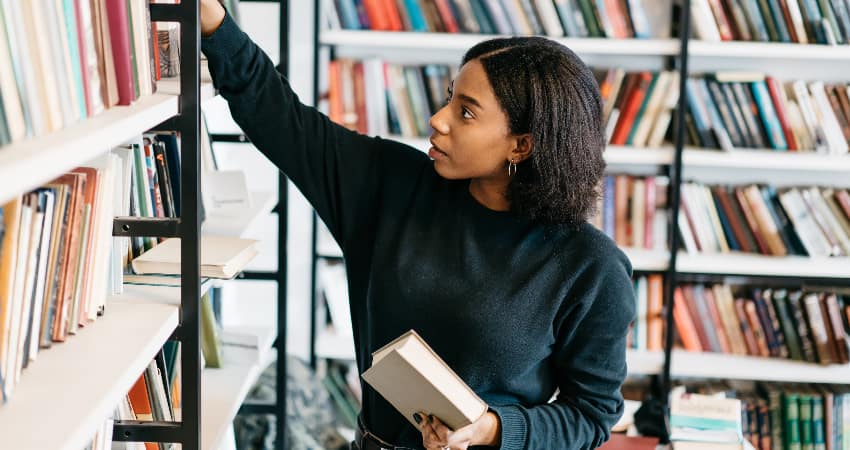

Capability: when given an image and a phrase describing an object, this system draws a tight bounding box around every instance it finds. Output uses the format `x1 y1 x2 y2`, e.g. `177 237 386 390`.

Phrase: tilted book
130 235 258 279
361 329 488 430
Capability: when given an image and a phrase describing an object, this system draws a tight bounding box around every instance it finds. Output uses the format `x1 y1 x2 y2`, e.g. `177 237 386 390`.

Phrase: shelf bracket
113 217 181 238
112 421 184 443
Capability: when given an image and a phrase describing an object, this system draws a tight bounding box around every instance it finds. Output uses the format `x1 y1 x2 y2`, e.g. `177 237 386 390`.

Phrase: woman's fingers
416 412 448 449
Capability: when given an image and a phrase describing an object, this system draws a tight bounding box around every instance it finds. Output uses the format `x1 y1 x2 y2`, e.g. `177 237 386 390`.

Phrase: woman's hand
415 411 501 449
200 0 226 37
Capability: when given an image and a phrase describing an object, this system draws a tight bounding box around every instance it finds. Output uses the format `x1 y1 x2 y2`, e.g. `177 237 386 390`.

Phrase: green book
801 392 814 450
785 392 803 450
756 0 780 41
126 0 140 101
200 293 222 368
812 394 826 450
773 290 804 361
768 388 784 450
625 73 659 146
576 0 602 37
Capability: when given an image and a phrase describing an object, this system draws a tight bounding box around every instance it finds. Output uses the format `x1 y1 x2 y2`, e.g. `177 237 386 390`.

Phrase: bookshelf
0 1 209 449
0 301 178 450
307 0 850 446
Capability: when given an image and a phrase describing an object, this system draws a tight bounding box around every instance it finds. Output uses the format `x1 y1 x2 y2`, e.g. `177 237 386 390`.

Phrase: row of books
674 284 850 366
0 0 180 146
628 274 664 352
597 69 680 149
678 183 850 258
0 152 127 402
674 380 850 450
692 0 850 45
590 175 669 251
329 58 850 157
118 343 182 450
683 73 850 154
326 0 674 38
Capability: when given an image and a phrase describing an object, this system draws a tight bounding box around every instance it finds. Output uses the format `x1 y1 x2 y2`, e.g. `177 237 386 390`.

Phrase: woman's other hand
200 0 226 37
415 411 501 449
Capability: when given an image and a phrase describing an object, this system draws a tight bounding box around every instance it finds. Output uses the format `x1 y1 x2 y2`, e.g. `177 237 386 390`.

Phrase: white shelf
120 278 215 304
203 191 277 238
670 350 850 384
202 326 277 450
316 326 356 361
623 248 670 272
0 300 179 450
0 79 216 206
682 148 850 173
627 350 664 376
675 252 850 279
391 136 676 166
689 40 850 61
320 30 679 56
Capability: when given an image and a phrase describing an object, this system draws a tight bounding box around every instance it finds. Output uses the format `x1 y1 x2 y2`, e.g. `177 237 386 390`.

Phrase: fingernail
413 413 422 424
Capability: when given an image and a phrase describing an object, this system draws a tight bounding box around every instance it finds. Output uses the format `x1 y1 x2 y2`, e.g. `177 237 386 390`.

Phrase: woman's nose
429 107 449 134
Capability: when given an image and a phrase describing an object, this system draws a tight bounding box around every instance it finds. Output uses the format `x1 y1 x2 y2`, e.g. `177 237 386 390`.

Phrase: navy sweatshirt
202 13 635 450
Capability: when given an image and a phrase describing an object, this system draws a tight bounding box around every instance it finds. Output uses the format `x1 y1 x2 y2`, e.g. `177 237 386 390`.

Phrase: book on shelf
130 235 259 279
690 0 850 44
684 72 850 155
0 151 125 401
672 283 850 367
677 181 850 258
324 0 674 38
122 347 180 450
669 388 746 449
590 174 669 251
0 0 178 147
628 274 665 352
674 380 850 450
362 329 488 430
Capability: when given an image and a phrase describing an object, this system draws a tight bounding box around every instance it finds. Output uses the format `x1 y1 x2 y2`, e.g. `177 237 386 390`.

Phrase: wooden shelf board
0 301 178 450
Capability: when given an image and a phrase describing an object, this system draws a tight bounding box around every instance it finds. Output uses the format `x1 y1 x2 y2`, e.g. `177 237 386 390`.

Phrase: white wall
202 0 317 361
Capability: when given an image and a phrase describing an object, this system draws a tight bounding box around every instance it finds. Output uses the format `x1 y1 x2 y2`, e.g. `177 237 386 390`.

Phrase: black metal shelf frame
111 1 202 447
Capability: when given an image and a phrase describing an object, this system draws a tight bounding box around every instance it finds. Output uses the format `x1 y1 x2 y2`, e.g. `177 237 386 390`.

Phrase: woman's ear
512 134 533 162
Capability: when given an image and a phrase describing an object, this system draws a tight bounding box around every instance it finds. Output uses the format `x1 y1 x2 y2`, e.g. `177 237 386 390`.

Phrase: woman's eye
444 95 451 106
461 107 473 119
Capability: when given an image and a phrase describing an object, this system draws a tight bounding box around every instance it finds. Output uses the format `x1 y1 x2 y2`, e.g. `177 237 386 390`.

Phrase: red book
151 21 161 80
777 0 799 42
433 0 460 33
610 72 653 145
707 0 734 40
599 434 659 449
734 298 760 356
703 287 732 353
734 187 771 254
127 375 158 450
328 61 344 125
352 62 369 134
381 0 404 30
603 0 629 38
765 76 797 151
673 287 703 352
643 176 656 249
682 286 712 351
105 0 135 105
363 0 391 30
646 274 664 351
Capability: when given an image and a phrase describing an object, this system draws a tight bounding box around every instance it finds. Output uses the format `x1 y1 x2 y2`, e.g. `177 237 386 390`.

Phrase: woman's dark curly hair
462 37 606 226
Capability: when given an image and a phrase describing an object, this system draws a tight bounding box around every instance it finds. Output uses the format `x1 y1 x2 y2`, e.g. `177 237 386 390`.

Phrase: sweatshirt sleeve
201 13 425 248
490 250 635 450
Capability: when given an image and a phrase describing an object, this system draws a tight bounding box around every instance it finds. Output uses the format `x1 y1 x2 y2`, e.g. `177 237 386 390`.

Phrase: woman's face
428 59 518 181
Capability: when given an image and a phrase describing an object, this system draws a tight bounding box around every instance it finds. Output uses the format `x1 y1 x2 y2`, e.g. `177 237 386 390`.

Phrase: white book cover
28 190 55 362
42 0 78 126
22 0 64 132
778 188 831 257
785 0 808 44
631 71 672 147
0 6 26 141
690 0 722 41
319 260 353 338
6 202 33 392
131 235 259 279
2 0 46 135
534 0 564 37
808 81 848 155
701 184 730 253
647 72 680 148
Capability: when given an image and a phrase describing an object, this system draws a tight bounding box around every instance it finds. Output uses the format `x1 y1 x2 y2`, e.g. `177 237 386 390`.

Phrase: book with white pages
362 329 488 431
130 235 258 279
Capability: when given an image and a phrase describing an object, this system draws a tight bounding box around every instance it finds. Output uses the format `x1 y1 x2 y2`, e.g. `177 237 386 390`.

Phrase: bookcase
305 0 850 443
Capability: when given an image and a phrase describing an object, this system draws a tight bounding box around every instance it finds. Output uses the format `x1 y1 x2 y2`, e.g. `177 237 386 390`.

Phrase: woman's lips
429 139 448 159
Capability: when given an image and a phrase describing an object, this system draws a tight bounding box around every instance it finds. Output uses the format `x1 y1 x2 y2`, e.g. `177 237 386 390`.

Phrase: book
130 235 258 279
362 329 488 430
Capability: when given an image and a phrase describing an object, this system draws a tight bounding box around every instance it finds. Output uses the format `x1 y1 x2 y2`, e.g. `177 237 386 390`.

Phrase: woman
200 1 635 449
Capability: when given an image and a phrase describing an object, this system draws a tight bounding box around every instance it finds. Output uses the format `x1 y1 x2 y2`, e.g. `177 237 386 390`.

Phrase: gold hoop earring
508 159 517 177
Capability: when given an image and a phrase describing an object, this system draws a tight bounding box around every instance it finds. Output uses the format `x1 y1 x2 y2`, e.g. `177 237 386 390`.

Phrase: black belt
354 418 417 450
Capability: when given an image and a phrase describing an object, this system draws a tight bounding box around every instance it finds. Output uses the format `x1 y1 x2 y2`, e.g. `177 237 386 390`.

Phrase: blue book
468 0 496 34
62 0 88 118
710 188 740 251
403 0 429 31
685 79 717 148
335 0 362 30
603 176 615 238
750 81 788 150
